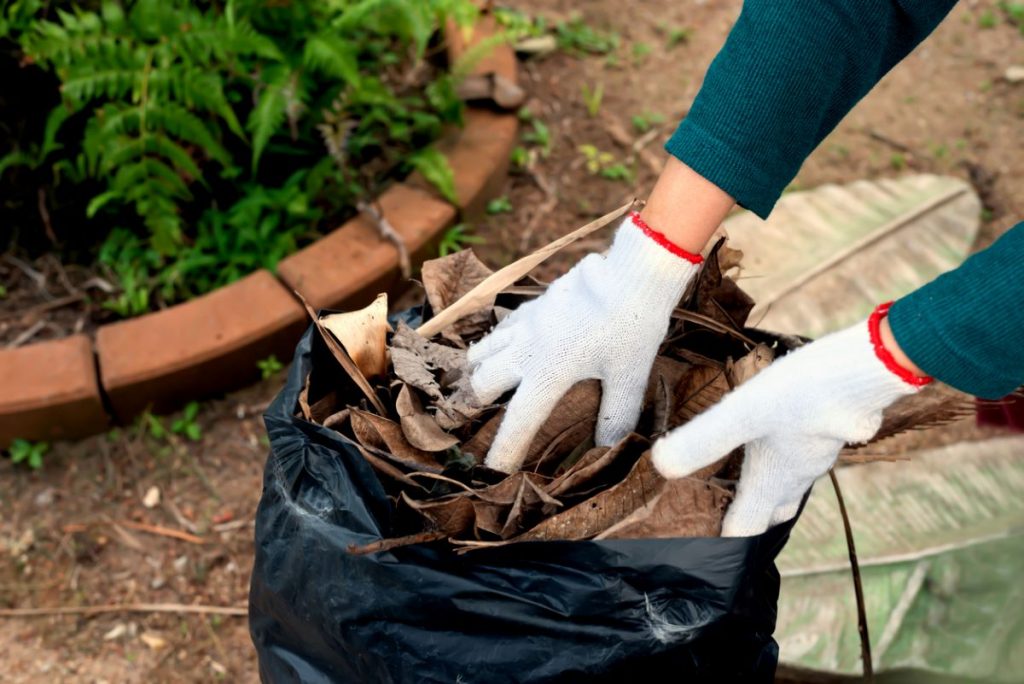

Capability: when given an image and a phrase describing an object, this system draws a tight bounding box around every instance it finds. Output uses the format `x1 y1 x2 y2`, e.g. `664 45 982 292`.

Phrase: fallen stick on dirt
0 603 247 618
120 520 206 545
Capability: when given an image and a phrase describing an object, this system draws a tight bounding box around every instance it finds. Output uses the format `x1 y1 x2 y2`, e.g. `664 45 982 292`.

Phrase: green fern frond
303 33 360 86
61 67 138 106
247 71 291 172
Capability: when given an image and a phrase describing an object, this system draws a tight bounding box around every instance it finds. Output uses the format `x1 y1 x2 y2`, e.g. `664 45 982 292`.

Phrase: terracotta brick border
0 15 518 448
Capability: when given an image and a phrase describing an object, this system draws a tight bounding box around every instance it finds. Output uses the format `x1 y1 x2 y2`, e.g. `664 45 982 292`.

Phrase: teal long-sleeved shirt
666 0 1023 399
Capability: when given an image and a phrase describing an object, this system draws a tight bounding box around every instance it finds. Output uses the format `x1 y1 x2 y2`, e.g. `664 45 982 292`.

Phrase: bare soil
1 1 1021 681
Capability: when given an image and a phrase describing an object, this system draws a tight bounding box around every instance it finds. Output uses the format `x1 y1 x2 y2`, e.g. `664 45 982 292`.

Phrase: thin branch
829 469 874 683
119 520 206 545
359 199 411 279
0 603 247 618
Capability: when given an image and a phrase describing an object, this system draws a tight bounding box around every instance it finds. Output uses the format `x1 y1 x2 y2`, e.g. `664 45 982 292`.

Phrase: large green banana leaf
775 437 1024 681
721 175 980 338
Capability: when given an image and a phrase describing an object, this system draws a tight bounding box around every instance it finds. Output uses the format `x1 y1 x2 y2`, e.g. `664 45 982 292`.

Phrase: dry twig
0 603 247 618
829 469 874 683
359 199 411 279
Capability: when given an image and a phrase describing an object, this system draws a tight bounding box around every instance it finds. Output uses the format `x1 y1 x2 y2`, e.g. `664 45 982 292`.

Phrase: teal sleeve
665 0 957 218
889 223 1024 399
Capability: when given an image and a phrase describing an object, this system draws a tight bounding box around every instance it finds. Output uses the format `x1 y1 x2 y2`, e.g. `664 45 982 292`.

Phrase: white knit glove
468 212 703 473
652 303 931 537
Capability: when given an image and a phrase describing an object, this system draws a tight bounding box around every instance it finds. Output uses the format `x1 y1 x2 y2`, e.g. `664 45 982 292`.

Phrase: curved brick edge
0 13 519 447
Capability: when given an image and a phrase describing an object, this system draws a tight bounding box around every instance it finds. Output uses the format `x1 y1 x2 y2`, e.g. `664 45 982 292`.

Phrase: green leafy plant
555 16 618 55
258 354 284 379
1002 1 1024 33
7 0 475 312
171 401 202 441
486 196 513 214
510 145 529 169
521 119 552 156
8 438 48 469
580 82 604 118
578 144 632 182
631 42 651 64
631 111 666 133
437 223 484 256
978 10 999 28
889 153 907 171
663 25 693 48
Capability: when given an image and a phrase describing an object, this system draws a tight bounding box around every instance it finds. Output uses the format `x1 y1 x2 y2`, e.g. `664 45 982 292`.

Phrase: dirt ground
2 1 1021 681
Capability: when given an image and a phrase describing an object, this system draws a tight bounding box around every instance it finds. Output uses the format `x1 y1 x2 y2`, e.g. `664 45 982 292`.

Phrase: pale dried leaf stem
416 201 635 338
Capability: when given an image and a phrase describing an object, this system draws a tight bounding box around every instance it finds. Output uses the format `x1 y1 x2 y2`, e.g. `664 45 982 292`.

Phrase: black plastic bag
249 319 802 683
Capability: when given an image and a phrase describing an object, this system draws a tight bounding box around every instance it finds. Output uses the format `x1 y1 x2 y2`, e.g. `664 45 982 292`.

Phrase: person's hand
467 212 703 473
652 303 931 537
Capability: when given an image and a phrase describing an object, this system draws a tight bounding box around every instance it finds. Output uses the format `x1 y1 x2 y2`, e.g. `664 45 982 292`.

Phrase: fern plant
9 0 476 273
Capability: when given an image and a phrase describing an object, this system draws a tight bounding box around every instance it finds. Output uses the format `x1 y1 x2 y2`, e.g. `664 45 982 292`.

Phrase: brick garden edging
0 14 518 448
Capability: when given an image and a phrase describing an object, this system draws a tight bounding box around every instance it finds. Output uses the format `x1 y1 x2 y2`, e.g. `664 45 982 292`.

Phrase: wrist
870 302 931 387
603 213 703 307
640 156 735 254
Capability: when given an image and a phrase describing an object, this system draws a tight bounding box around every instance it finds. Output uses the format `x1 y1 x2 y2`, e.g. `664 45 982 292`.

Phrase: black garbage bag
249 318 803 683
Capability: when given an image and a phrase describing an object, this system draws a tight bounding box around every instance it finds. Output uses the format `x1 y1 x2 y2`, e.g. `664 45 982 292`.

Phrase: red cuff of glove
630 212 703 264
869 302 932 388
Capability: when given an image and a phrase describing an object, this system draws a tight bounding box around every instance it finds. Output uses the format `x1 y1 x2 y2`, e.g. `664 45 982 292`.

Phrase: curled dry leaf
596 477 732 540
421 250 495 341
298 294 386 414
726 343 774 388
320 293 391 378
401 491 476 537
350 409 444 474
396 385 459 452
515 445 659 543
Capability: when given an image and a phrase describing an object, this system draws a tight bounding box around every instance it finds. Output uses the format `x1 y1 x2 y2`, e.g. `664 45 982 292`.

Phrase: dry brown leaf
461 408 505 461
299 295 386 414
545 435 643 499
726 343 774 388
400 491 476 537
395 385 459 452
596 477 732 539
421 250 495 341
523 380 601 471
671 365 730 427
417 201 634 338
350 409 443 473
865 381 974 445
320 293 391 378
514 448 661 543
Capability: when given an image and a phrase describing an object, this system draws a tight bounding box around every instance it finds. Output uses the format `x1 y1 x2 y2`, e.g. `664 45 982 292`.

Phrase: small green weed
631 112 666 133
578 144 633 182
438 224 484 256
258 355 284 379
889 153 906 171
580 82 605 118
171 401 203 442
631 42 652 65
556 16 619 55
978 10 999 28
510 145 530 169
486 196 513 214
8 439 48 470
667 27 692 48
522 119 552 156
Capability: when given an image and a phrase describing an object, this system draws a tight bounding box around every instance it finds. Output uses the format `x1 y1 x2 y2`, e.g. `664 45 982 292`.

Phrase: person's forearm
639 156 735 254
665 0 957 218
888 223 1024 399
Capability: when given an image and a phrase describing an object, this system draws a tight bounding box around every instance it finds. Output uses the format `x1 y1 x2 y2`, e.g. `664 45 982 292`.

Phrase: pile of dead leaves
295 236 967 555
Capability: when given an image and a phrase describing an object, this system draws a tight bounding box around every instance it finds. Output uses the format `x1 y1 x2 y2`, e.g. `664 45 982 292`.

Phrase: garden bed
0 4 520 445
